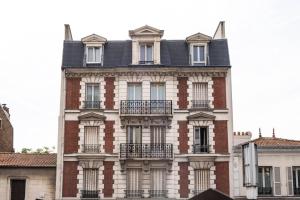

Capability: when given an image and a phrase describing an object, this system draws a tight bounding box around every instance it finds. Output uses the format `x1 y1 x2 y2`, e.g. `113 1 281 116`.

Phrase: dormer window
87 46 102 63
139 44 153 64
193 45 205 64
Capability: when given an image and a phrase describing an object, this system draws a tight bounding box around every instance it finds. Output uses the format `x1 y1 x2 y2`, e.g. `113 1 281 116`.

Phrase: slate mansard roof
62 39 230 68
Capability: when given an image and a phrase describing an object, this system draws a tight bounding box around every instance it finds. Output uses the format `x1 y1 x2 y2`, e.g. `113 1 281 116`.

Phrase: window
126 168 142 197
194 169 210 194
86 46 102 63
127 126 142 144
192 83 209 109
150 83 166 113
139 44 153 64
150 168 166 197
150 126 166 144
293 167 300 195
83 127 99 153
127 83 142 100
258 167 272 195
192 45 205 65
85 83 100 109
82 168 99 198
193 127 209 153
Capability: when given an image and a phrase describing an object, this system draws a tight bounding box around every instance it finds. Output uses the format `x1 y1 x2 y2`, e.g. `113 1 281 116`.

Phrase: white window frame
139 43 154 63
86 83 100 102
127 83 142 100
191 43 207 65
86 46 102 64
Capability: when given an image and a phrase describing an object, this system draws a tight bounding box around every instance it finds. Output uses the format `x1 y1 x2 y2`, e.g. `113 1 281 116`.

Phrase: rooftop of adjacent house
0 153 56 168
251 136 300 147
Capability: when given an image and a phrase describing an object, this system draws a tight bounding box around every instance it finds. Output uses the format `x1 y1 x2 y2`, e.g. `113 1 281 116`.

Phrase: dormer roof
81 34 107 44
129 25 164 37
186 32 212 43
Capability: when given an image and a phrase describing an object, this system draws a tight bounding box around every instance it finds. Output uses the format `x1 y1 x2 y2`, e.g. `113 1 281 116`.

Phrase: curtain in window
194 169 210 192
192 83 208 108
84 127 98 145
147 45 153 61
151 168 166 191
140 45 145 61
86 84 100 101
127 126 142 143
151 126 166 144
193 46 204 62
95 47 101 63
83 168 98 191
87 47 94 62
150 83 165 100
127 168 141 191
127 84 142 100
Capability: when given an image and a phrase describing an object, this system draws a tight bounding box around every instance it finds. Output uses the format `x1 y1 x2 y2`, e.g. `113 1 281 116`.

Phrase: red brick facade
104 77 115 110
65 77 81 110
103 161 114 197
212 77 227 109
178 162 190 198
178 121 189 154
63 161 79 197
215 161 230 195
104 121 115 153
177 77 189 109
64 121 79 154
214 120 228 153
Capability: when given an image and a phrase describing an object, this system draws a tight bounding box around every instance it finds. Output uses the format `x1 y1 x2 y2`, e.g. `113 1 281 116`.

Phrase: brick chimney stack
2 104 10 119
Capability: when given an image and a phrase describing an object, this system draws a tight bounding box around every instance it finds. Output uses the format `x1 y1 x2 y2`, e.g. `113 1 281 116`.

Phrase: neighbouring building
233 131 300 199
56 22 233 199
0 104 14 152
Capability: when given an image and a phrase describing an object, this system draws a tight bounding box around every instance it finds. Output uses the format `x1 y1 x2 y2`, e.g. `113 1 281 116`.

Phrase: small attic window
86 46 102 64
192 45 206 65
139 43 153 64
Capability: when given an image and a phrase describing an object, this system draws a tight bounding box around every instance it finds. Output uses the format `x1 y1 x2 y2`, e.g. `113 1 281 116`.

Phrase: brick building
56 22 234 199
0 104 13 152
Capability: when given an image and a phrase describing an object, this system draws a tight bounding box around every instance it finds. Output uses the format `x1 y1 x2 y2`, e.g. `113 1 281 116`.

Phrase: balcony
83 101 101 109
258 187 272 195
193 144 210 154
125 190 143 198
120 100 172 116
120 143 173 159
82 144 101 153
191 100 211 110
149 190 167 198
81 190 100 199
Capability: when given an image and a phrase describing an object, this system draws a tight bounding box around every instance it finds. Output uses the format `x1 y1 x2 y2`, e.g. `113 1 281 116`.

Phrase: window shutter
274 167 281 196
287 167 293 196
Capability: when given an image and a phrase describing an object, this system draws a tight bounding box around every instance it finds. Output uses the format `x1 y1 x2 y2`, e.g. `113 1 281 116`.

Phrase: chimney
213 21 225 39
259 128 262 138
272 128 276 138
64 24 73 41
2 104 10 118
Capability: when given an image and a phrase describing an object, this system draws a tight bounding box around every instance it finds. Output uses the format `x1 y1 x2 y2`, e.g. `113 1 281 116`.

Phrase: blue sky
0 0 299 151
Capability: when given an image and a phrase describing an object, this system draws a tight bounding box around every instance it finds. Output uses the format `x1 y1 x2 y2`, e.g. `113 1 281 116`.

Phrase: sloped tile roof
0 153 56 167
189 189 233 200
252 137 300 147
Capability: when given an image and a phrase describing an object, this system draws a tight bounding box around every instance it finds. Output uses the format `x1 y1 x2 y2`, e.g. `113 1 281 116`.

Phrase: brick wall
177 77 188 109
104 121 115 153
104 77 115 109
0 109 13 152
64 121 79 154
65 77 81 110
214 120 228 153
178 162 190 198
62 161 78 197
215 161 229 195
178 121 189 154
103 161 114 197
212 77 226 109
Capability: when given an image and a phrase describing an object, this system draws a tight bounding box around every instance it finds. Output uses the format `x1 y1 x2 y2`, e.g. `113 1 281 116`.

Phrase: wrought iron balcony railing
120 100 172 115
125 190 143 198
120 143 173 159
139 60 154 65
191 100 211 109
294 187 300 195
258 187 272 195
193 144 210 153
83 101 101 109
82 144 101 153
149 190 167 198
81 190 100 199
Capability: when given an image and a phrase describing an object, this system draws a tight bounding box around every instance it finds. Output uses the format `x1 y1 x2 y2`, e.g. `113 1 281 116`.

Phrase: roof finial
259 128 262 138
272 128 275 138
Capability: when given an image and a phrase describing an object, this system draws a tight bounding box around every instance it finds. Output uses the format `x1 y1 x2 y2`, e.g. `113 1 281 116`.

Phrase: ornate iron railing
82 144 101 153
193 144 210 153
81 190 100 198
258 187 272 195
124 190 143 198
120 143 173 159
191 100 210 109
120 100 172 115
149 190 167 198
139 60 154 65
294 187 300 195
83 101 101 109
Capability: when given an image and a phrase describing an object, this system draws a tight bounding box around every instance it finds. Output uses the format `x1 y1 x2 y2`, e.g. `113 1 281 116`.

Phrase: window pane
140 45 145 61
95 47 101 63
199 46 204 61
87 47 94 62
193 46 199 61
86 85 93 101
94 85 100 101
135 84 142 100
150 84 157 100
147 45 153 61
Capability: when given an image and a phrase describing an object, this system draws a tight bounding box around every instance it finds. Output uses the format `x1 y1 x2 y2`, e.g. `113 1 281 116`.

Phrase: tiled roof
252 137 300 147
0 153 56 168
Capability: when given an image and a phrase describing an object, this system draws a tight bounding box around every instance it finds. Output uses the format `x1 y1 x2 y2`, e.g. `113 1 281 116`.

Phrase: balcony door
127 126 142 157
192 83 208 109
194 127 208 153
150 126 166 144
83 168 99 198
150 83 165 114
194 169 210 194
128 83 142 100
84 127 99 153
150 168 166 197
86 83 100 108
127 168 142 197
